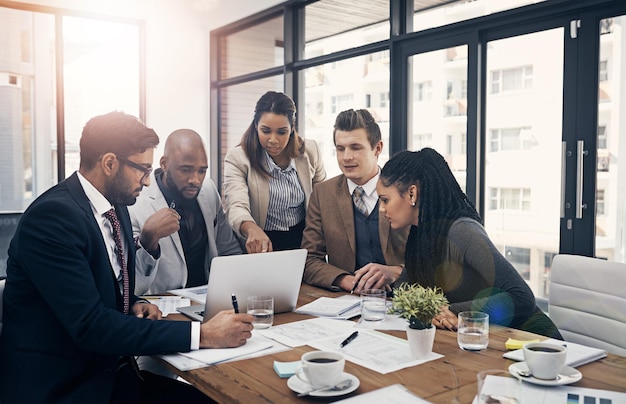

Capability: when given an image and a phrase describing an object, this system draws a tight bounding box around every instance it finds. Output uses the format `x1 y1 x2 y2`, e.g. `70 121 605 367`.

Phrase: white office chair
0 278 5 336
549 254 626 356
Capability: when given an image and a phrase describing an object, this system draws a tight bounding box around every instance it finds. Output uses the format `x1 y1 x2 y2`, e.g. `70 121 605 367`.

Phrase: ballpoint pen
350 283 358 294
339 331 358 348
169 201 176 209
231 293 239 313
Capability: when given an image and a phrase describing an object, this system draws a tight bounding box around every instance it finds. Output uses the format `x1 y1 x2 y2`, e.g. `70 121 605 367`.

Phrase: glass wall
303 51 390 178
0 4 142 213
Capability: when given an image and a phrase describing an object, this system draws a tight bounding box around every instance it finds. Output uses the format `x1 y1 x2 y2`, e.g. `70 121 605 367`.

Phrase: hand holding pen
231 294 239 313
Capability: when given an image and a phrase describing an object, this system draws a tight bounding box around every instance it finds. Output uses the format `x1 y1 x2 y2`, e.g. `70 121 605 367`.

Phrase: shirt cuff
190 322 200 350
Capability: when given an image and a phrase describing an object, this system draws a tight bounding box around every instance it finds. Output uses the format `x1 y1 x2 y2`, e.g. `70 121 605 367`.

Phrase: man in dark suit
301 109 409 293
0 111 253 403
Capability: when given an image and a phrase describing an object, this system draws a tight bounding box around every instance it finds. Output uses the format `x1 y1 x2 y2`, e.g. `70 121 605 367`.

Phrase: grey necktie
352 186 369 216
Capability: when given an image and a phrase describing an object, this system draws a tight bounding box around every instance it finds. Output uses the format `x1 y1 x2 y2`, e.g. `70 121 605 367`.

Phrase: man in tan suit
301 109 408 293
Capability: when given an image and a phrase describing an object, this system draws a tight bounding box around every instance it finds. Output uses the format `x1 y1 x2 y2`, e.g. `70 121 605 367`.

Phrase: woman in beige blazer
223 91 326 253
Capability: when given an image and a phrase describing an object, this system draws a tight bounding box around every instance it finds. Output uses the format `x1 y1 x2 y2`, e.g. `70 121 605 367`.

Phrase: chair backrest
0 278 5 336
549 254 626 356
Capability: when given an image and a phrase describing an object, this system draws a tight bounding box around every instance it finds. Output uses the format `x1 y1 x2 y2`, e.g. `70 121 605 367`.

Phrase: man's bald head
160 129 209 200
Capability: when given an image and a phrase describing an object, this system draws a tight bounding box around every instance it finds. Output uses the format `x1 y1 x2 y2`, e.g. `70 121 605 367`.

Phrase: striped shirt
264 152 305 231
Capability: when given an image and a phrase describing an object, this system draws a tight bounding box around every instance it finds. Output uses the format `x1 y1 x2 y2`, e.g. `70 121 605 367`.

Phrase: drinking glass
247 295 274 329
457 311 489 351
360 289 386 322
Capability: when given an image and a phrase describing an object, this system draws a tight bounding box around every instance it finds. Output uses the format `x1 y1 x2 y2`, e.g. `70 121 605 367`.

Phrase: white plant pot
406 325 436 359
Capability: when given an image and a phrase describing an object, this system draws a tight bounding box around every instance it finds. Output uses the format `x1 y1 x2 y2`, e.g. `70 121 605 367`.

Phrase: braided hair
379 148 482 287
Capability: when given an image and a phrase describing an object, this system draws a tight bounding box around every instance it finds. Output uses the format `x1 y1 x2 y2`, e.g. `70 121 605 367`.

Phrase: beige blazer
223 138 327 238
301 174 409 289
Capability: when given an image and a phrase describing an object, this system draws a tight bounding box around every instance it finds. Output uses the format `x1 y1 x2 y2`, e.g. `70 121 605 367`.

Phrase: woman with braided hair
377 148 562 339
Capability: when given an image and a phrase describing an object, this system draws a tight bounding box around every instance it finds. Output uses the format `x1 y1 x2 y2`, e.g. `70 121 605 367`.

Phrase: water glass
247 295 274 329
360 289 386 322
457 311 489 351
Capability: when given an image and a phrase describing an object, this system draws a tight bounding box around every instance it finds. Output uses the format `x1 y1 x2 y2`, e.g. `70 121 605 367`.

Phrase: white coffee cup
523 342 567 379
296 351 345 389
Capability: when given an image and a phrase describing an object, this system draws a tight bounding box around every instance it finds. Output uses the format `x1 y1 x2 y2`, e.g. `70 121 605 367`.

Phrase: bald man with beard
130 129 242 296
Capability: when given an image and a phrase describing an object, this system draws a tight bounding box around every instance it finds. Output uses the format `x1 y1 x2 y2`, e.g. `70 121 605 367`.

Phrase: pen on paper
340 331 358 348
231 294 239 313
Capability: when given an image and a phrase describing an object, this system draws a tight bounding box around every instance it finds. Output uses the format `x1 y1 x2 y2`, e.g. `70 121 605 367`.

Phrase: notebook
177 248 307 322
502 338 607 367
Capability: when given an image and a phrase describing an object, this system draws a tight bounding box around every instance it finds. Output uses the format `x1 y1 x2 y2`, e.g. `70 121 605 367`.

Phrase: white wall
13 0 283 155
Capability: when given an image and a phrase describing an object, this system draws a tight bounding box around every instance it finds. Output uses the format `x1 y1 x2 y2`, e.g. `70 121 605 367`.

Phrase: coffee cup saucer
287 372 360 397
509 362 582 386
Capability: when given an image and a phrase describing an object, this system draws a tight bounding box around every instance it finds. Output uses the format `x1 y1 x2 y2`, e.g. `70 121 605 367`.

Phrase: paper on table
141 296 190 316
503 338 607 367
309 329 443 374
179 335 273 364
159 333 289 371
295 296 360 317
474 375 626 404
335 384 432 403
355 313 408 330
258 317 356 347
167 285 207 304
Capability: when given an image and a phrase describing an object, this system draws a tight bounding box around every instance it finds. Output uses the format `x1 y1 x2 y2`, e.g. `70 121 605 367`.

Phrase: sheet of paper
473 375 626 404
308 329 443 374
336 384 432 403
355 314 408 331
178 334 273 365
167 285 207 304
158 332 290 371
258 317 356 347
141 296 190 316
295 295 361 317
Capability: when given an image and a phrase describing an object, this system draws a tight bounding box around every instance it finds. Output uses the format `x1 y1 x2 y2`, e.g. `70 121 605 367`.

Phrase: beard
107 170 141 205
165 170 201 206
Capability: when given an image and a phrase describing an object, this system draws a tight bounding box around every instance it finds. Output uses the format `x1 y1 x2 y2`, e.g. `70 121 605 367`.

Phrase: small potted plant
388 283 449 358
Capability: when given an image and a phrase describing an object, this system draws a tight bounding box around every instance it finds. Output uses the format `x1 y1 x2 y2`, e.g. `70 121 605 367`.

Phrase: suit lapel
337 177 357 253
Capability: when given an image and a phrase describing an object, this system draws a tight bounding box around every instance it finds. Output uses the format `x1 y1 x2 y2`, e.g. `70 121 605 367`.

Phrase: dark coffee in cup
527 347 560 353
309 358 338 363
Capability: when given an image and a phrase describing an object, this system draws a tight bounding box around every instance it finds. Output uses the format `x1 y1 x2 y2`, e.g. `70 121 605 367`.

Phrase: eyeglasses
116 155 153 181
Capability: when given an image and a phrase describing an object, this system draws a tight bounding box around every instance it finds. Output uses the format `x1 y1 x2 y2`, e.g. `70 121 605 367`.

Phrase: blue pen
231 294 239 313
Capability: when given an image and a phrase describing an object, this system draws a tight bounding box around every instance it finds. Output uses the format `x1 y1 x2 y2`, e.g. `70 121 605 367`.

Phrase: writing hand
352 263 402 294
199 311 254 348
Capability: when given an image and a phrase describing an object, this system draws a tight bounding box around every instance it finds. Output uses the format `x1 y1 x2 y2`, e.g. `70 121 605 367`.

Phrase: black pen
350 282 358 294
170 201 176 209
231 294 239 313
339 331 358 348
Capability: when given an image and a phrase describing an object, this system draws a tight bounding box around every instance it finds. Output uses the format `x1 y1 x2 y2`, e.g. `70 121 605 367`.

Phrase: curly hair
379 148 481 287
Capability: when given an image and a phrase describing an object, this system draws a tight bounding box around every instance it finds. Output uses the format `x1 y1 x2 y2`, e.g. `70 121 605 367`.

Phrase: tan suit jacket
301 174 409 289
223 138 326 238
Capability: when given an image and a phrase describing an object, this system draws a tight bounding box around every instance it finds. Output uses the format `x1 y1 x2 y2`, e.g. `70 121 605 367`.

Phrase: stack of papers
503 338 607 367
295 296 361 318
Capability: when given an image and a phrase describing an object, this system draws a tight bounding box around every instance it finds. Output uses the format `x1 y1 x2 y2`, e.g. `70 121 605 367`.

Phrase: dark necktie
353 186 369 216
104 209 143 381
104 208 130 314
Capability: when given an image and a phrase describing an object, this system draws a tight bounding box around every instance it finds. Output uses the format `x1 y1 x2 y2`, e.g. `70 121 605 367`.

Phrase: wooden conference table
162 284 626 403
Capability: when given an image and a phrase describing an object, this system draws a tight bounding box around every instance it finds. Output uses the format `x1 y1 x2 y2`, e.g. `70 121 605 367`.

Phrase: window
489 188 531 211
415 81 433 101
596 189 605 215
505 246 531 280
491 66 533 94
599 60 608 81
489 128 533 152
1 6 142 211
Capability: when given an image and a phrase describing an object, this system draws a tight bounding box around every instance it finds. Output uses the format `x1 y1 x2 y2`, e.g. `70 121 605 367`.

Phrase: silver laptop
177 248 307 322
